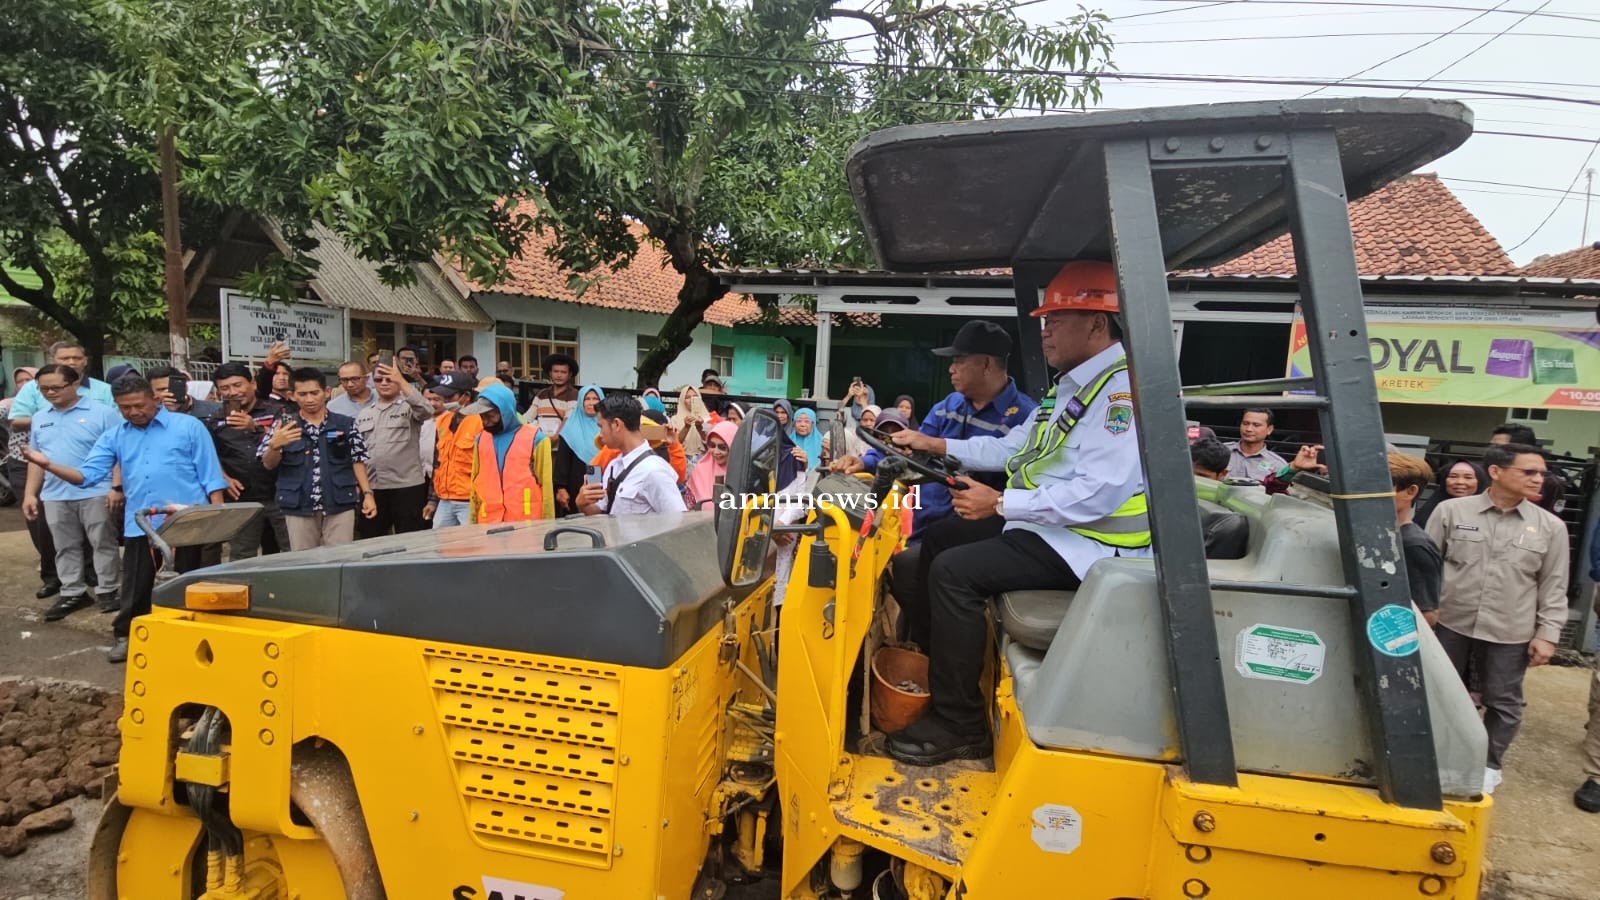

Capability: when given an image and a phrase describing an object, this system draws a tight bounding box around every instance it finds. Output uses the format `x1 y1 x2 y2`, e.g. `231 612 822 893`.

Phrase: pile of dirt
0 679 121 858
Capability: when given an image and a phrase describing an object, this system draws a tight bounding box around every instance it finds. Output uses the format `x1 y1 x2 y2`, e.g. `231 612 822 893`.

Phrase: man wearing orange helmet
886 260 1151 766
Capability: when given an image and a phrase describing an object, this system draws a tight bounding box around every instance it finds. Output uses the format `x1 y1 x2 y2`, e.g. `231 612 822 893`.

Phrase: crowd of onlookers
1187 410 1599 811
0 339 917 662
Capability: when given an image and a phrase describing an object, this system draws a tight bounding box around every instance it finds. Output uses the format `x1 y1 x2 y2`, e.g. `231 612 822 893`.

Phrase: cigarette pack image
1484 339 1532 378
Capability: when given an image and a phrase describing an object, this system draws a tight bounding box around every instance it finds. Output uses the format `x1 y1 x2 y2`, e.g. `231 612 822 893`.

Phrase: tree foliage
3 0 1112 384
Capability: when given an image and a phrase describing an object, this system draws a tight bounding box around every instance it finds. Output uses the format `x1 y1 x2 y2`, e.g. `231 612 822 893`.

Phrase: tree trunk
159 126 189 370
635 261 728 390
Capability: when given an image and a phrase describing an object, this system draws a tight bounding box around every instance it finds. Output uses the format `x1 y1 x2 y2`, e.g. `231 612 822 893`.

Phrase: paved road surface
1 507 1594 898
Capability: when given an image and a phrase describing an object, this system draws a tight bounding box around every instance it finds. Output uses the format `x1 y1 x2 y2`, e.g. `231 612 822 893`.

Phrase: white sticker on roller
1031 804 1083 854
1234 623 1326 684
480 876 564 900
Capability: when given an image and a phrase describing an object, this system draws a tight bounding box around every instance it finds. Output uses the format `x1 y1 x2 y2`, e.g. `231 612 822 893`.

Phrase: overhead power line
613 46 1600 109
1507 138 1600 252
1129 1 1600 26
1402 0 1553 97
1303 0 1512 98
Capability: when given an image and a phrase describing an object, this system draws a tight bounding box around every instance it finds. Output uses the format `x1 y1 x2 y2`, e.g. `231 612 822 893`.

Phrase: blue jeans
432 499 472 529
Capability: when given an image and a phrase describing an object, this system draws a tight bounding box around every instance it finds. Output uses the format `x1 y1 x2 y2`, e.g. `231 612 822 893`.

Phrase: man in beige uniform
1426 441 1569 795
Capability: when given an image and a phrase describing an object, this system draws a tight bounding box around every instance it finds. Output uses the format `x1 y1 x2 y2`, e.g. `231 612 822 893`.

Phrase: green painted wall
710 327 792 397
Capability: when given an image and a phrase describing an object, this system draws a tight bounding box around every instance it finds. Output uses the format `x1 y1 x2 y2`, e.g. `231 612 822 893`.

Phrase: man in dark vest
257 367 377 550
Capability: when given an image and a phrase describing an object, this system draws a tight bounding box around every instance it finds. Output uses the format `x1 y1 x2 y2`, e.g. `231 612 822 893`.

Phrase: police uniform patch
1104 403 1132 435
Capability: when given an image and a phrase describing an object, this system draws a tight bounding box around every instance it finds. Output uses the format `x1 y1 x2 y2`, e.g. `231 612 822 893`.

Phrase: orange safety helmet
1031 261 1120 317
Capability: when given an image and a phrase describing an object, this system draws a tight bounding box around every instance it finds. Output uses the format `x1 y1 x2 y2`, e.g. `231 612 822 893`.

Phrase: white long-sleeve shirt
944 342 1151 579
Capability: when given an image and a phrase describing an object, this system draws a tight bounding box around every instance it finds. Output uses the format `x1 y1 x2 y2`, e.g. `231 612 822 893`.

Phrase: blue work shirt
9 377 114 419
30 398 120 502
863 378 1036 537
76 406 230 537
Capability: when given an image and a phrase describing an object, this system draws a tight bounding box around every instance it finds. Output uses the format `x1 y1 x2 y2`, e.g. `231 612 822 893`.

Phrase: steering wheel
852 424 968 490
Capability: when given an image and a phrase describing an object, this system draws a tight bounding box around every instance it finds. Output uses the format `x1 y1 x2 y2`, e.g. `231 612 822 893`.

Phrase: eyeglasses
1503 466 1547 479
37 382 73 393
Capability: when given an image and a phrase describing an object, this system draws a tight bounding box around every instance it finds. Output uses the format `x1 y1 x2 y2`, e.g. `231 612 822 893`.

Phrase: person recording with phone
577 394 683 516
203 362 292 558
148 366 219 419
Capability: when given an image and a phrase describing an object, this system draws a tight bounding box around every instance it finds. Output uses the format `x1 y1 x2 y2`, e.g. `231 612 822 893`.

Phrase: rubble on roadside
0 679 120 858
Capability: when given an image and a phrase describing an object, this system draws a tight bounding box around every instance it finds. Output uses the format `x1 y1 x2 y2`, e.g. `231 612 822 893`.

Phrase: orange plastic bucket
870 647 930 733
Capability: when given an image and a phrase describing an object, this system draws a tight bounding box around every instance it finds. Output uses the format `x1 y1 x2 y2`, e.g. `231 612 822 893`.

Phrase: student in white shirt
577 394 684 516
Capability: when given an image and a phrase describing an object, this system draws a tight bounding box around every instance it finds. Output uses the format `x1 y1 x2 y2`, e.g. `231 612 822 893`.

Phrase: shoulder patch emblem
1108 392 1132 403
1104 403 1133 435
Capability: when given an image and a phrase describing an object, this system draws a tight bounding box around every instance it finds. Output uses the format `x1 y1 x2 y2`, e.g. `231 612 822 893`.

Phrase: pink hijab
686 421 739 510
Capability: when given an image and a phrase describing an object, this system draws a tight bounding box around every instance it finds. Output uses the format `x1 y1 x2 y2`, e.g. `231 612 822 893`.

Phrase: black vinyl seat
997 500 1248 651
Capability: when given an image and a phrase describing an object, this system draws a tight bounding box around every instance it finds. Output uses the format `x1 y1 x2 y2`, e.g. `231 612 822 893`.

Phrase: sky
835 1 1598 268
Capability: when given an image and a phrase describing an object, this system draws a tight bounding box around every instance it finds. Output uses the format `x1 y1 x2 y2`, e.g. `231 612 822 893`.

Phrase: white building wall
473 295 713 390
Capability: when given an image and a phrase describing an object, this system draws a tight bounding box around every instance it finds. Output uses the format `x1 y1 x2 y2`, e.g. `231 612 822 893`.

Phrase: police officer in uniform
885 261 1152 765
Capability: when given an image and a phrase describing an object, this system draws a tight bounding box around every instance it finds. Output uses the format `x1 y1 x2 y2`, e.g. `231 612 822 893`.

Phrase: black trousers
116 536 201 639
1434 626 1530 769
926 525 1080 735
6 458 57 585
357 482 430 539
896 515 1006 650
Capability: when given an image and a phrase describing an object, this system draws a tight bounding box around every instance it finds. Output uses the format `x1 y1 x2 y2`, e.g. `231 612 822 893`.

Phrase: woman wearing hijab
2 367 38 507
672 385 711 456
553 385 605 516
893 394 919 429
724 402 747 427
789 407 823 470
1414 458 1489 528
834 404 880 459
642 393 668 416
685 421 739 510
772 399 793 432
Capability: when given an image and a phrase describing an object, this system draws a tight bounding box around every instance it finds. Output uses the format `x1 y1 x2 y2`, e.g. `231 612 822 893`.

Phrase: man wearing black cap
836 320 1034 540
204 361 293 557
422 372 482 528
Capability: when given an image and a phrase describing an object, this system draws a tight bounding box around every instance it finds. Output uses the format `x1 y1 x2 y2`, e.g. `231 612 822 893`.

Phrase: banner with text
1286 305 1600 410
221 289 349 368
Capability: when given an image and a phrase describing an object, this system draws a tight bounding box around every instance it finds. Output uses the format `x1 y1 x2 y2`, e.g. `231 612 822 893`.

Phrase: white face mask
445 400 462 411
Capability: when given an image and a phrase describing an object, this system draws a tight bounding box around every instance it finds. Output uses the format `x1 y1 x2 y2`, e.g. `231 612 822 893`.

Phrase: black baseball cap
932 321 1012 358
429 372 476 398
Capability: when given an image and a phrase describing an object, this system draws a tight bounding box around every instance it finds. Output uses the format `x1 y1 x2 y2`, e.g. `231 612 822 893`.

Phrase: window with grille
495 323 578 379
711 344 734 377
766 352 785 381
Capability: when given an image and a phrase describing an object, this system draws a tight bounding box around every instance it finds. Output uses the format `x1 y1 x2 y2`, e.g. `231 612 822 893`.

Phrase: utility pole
160 125 189 370
1583 168 1595 247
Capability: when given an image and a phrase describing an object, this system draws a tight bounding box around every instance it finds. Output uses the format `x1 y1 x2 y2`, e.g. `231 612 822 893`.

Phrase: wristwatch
994 492 1005 519
109 485 125 493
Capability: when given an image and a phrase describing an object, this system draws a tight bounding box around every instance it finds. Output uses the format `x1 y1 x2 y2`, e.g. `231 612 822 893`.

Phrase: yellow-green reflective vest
1004 358 1151 550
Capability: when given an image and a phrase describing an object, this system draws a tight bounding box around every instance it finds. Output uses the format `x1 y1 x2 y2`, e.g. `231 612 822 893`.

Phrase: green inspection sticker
1234 623 1325 684
1531 347 1578 385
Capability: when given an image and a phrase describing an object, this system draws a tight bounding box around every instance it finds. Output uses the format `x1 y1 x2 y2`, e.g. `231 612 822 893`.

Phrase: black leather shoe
44 594 92 621
96 593 121 614
886 716 992 766
1576 779 1600 813
36 581 61 600
108 638 129 664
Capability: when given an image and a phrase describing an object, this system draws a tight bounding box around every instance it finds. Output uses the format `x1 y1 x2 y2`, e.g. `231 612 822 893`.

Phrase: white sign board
221 289 348 367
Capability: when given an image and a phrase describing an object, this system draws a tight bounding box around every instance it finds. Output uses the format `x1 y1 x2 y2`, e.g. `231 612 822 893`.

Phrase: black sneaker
1576 779 1600 813
96 593 121 614
886 714 992 766
44 594 92 621
36 580 62 600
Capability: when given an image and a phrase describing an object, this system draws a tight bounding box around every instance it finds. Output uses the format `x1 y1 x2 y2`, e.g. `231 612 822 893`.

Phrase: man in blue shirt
21 364 123 621
5 341 114 600
23 374 229 663
833 320 1036 648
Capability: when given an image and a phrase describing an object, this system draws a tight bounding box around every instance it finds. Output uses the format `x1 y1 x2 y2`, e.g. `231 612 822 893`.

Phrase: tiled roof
1517 243 1600 279
1204 174 1514 277
455 205 749 327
